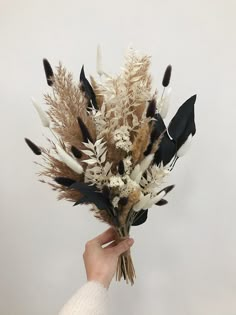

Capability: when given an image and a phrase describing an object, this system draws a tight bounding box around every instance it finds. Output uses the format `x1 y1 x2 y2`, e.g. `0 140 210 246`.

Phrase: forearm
58 281 109 315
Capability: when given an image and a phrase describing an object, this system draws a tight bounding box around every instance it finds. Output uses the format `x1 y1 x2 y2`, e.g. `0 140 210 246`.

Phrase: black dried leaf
43 58 54 86
162 65 172 87
168 94 196 143
155 199 168 206
54 177 76 187
74 196 90 206
70 181 119 225
146 99 156 118
119 197 128 206
25 138 41 155
71 146 82 158
132 209 148 226
80 65 98 110
118 160 125 175
77 117 93 143
102 185 110 199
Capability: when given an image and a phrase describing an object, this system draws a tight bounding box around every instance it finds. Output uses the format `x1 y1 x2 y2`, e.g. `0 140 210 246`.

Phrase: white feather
145 190 166 208
133 193 151 212
56 144 84 174
139 153 154 174
96 45 103 76
31 97 50 127
177 134 192 157
130 164 140 180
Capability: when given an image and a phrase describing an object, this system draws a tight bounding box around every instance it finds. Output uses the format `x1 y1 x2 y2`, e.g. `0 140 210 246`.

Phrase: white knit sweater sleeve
58 281 109 315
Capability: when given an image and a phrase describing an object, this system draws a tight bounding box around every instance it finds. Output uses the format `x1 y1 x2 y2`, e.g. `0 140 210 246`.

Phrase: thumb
112 238 134 256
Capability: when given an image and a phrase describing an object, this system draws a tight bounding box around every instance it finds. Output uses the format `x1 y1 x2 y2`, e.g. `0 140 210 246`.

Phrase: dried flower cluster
25 47 196 284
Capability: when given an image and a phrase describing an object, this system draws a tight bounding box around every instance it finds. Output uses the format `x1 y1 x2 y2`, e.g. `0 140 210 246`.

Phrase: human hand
83 227 134 289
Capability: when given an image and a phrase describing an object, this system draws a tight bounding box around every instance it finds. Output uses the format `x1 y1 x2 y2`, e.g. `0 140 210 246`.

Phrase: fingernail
128 238 134 246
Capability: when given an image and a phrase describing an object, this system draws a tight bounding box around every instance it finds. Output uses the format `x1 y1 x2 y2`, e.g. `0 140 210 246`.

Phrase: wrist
87 275 110 289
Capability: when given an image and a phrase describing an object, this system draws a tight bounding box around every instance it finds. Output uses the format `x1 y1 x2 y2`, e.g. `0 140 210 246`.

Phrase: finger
112 238 134 256
91 227 116 246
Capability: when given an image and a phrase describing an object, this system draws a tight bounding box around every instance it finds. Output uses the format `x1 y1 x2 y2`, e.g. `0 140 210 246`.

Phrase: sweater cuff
58 281 109 315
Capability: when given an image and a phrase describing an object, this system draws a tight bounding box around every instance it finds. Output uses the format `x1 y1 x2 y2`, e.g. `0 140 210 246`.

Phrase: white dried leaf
100 151 107 163
82 159 97 165
82 140 94 150
81 149 94 156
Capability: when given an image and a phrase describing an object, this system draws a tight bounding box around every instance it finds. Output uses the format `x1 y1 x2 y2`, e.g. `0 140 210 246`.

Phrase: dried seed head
162 65 172 87
43 58 54 86
25 138 41 155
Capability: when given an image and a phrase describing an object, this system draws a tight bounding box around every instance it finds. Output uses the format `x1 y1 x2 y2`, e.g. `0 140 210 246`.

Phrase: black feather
43 58 54 86
80 65 98 110
54 177 76 187
25 138 41 155
162 65 172 87
146 99 156 118
155 199 168 206
132 209 148 226
77 117 93 143
118 160 125 175
71 146 82 158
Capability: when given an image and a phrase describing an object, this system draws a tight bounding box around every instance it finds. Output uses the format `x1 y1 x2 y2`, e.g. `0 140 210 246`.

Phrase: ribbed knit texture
58 281 109 315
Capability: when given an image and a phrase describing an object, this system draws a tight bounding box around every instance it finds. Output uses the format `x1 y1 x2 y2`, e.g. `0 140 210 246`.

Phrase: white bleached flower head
113 126 132 152
108 175 125 188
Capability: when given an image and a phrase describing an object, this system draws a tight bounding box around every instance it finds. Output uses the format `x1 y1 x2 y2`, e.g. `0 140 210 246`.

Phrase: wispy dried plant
25 47 197 285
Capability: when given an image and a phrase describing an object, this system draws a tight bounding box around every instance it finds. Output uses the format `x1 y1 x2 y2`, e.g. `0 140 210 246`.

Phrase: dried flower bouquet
25 47 196 285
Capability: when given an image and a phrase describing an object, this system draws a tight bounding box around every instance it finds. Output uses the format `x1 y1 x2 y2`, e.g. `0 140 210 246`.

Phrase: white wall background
0 0 236 314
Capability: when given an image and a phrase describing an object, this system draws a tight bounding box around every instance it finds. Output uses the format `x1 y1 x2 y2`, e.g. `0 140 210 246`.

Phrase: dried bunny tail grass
131 119 151 164
44 62 97 147
119 188 141 226
90 76 104 109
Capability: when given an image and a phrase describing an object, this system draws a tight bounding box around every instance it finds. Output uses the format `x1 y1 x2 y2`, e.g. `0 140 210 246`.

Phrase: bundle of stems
114 225 136 285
